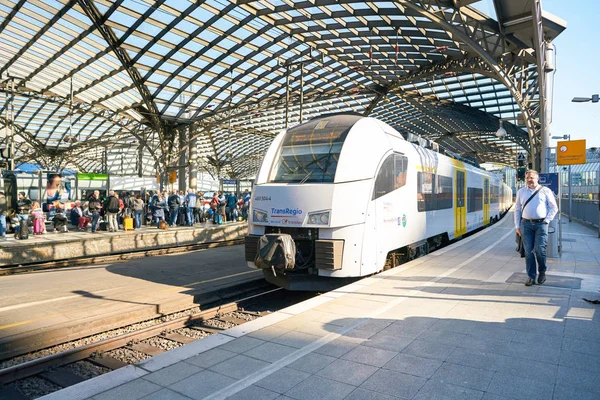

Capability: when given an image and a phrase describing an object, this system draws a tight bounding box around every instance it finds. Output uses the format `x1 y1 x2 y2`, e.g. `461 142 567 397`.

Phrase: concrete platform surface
34 213 600 400
0 221 247 267
0 244 260 359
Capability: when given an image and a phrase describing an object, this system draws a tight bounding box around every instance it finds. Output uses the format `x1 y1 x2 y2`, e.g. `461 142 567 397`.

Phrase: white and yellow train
245 114 512 290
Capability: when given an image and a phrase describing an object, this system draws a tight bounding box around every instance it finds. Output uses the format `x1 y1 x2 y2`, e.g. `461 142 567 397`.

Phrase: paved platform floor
0 220 247 267
0 245 258 359
41 213 600 400
0 220 239 247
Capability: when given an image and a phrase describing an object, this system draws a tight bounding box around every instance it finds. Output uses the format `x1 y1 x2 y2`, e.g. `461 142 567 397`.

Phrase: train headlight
307 211 330 225
253 209 268 223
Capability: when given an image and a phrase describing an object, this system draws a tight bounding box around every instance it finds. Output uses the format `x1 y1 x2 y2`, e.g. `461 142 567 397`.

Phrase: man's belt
522 218 544 223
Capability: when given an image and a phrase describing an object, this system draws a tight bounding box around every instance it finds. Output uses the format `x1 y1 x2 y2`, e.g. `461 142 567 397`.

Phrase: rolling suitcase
33 217 44 234
99 221 108 231
123 216 134 231
177 208 186 226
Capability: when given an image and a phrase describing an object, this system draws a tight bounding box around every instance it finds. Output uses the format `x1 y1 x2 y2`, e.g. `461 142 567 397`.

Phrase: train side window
467 187 483 212
436 175 453 210
373 155 395 200
417 171 434 212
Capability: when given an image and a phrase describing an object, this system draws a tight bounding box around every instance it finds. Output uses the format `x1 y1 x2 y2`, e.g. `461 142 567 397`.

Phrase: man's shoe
538 274 546 284
525 278 535 286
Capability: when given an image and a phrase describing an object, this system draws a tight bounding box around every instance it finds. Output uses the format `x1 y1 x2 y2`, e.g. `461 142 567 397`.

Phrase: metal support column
188 125 198 191
178 128 186 192
568 164 572 222
299 64 304 124
137 142 143 177
7 79 15 171
285 64 290 129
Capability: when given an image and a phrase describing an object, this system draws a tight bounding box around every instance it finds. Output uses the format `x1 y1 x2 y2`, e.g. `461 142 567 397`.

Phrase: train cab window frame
373 153 408 200
268 115 361 183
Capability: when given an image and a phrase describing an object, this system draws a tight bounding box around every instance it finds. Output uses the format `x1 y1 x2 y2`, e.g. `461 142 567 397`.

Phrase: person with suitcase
31 202 45 235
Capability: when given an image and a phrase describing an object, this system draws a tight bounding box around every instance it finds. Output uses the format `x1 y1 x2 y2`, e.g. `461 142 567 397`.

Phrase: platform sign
557 139 586 165
77 173 108 180
538 173 559 196
222 179 238 184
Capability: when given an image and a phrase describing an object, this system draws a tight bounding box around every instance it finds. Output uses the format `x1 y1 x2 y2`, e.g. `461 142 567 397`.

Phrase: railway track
0 287 316 399
0 238 243 275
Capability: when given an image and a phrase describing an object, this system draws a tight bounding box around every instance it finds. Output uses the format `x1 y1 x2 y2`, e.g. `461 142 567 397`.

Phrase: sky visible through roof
475 0 600 149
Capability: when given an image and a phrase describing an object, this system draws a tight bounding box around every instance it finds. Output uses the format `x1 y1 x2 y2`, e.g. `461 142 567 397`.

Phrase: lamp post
552 134 571 222
571 94 599 103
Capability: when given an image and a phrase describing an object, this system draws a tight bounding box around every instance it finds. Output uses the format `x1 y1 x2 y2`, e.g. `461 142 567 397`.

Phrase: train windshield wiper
300 168 317 184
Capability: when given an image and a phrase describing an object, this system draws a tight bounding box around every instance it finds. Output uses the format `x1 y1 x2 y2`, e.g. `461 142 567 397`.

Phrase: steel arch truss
0 0 556 178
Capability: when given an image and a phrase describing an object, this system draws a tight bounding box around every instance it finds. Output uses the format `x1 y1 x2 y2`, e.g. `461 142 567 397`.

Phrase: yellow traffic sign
557 139 586 165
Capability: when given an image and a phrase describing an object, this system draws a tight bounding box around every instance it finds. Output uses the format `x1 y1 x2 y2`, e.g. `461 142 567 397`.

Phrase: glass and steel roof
0 0 558 178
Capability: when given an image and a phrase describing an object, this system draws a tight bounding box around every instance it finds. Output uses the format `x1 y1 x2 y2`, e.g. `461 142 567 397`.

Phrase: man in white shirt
514 170 558 286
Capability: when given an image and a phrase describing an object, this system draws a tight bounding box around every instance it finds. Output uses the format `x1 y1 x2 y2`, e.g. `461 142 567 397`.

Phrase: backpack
18 219 29 240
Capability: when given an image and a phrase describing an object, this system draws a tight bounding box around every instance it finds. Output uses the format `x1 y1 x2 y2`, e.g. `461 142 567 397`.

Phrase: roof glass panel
0 0 542 174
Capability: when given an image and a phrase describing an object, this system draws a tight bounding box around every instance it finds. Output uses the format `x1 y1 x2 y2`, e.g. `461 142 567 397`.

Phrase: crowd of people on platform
0 188 251 239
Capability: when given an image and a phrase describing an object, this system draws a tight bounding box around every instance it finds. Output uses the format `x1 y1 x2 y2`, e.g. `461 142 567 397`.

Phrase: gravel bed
201 318 236 329
175 327 212 339
141 337 183 351
225 311 259 322
105 348 150 364
61 360 110 380
0 307 203 369
13 376 62 399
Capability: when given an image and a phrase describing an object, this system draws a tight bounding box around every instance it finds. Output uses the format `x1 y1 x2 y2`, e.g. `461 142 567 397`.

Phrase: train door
454 169 466 237
483 177 489 225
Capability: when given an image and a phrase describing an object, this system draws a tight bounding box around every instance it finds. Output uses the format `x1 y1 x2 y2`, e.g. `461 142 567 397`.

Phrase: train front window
268 114 361 183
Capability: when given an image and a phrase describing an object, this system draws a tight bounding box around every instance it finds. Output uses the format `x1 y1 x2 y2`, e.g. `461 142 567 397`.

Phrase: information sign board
557 140 586 165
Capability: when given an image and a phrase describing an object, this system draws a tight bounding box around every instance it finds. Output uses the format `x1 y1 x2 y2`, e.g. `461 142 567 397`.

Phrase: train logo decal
401 214 407 227
281 218 302 225
271 207 303 217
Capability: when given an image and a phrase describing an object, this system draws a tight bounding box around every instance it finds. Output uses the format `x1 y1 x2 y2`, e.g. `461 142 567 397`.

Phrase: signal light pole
552 134 571 222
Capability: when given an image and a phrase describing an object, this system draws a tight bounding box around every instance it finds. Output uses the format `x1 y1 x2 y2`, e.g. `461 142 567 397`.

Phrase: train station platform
0 221 248 267
0 241 262 362
40 213 600 400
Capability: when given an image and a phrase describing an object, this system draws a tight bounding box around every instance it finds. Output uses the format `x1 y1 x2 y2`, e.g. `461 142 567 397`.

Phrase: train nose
255 233 296 273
